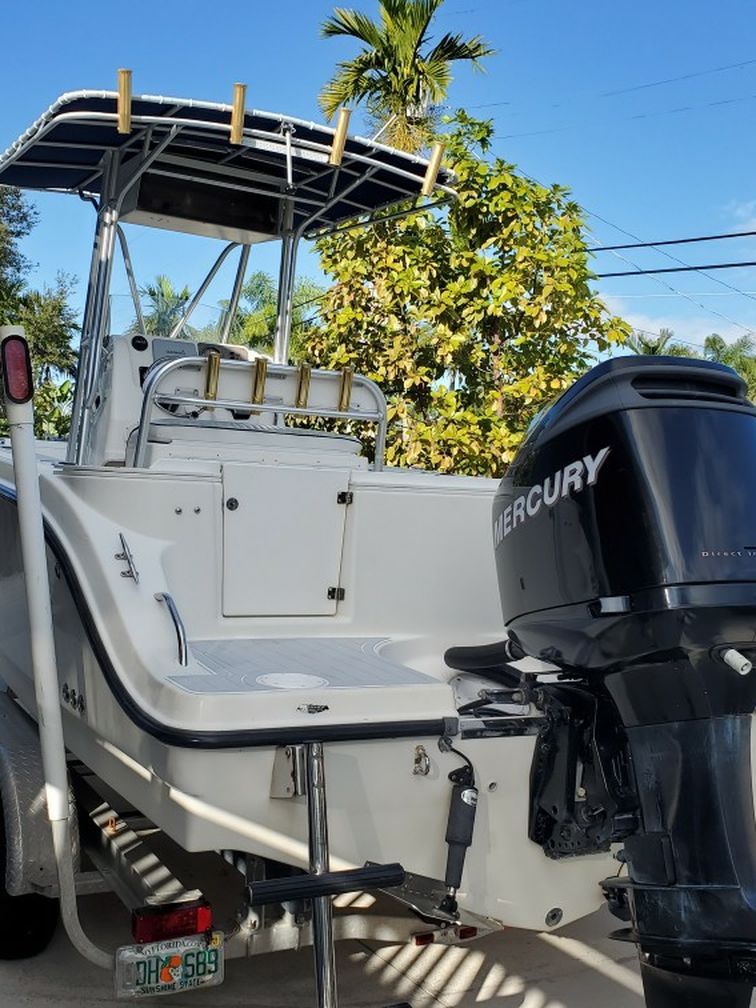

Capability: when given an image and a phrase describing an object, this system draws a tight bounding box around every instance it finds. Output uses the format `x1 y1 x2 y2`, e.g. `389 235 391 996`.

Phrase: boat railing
132 354 388 469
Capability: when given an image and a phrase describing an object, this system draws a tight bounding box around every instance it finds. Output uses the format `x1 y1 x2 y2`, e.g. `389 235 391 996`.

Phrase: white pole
1 325 112 969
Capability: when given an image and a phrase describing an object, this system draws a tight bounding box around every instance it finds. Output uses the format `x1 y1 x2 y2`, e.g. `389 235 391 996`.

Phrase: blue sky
2 0 756 350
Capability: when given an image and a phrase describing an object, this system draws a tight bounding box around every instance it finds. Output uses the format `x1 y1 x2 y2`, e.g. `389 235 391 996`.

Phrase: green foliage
625 327 690 357
319 0 493 151
623 328 756 401
16 274 78 381
0 188 79 439
31 378 74 439
0 186 38 322
132 275 191 338
235 271 325 357
307 114 628 475
704 332 756 398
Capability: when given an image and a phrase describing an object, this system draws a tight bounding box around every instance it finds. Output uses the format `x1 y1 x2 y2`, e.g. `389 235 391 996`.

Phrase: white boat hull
0 445 617 932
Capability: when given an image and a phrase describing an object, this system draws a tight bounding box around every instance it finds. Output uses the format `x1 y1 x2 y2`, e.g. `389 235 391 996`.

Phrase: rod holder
252 357 268 404
205 350 221 402
421 141 445 197
338 367 353 412
117 69 132 135
328 108 351 167
230 83 247 145
296 363 312 408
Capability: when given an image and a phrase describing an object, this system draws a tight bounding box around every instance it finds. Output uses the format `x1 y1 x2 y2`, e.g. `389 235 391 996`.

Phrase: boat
0 78 754 1007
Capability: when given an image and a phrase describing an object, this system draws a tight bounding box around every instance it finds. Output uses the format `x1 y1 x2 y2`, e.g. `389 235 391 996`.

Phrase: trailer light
0 333 33 405
413 931 435 946
131 900 213 943
412 924 479 947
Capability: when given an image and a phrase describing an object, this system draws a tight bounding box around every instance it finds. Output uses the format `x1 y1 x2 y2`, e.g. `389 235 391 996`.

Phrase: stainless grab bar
132 355 388 470
154 592 188 667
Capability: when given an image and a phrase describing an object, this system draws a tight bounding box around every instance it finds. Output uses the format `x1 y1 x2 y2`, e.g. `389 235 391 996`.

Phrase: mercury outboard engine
494 356 756 1007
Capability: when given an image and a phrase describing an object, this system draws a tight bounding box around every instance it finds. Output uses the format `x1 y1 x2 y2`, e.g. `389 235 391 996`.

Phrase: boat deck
171 638 436 694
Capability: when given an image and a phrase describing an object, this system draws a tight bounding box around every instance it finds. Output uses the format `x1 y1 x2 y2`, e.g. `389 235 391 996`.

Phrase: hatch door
222 464 350 617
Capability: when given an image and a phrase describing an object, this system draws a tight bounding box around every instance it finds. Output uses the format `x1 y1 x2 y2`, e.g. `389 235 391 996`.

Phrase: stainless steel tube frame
307 742 337 1008
154 593 188 667
133 355 388 470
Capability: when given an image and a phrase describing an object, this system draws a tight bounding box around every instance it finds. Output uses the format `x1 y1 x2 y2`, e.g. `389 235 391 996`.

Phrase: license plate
115 931 224 999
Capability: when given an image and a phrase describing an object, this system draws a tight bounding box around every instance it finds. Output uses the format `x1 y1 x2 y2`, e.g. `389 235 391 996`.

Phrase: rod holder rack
133 355 388 470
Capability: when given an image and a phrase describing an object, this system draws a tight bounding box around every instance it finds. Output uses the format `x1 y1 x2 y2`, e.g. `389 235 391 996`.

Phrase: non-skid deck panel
170 637 436 694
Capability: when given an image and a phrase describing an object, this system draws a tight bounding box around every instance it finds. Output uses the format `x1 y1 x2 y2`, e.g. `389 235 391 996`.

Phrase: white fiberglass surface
171 637 436 694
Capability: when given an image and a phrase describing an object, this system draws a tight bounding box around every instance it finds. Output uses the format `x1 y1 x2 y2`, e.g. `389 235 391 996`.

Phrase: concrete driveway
0 893 649 1007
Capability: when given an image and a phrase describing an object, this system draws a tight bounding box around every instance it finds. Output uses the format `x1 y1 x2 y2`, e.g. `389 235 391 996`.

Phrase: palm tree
625 327 691 357
704 332 756 398
236 271 325 359
319 0 493 152
134 275 191 338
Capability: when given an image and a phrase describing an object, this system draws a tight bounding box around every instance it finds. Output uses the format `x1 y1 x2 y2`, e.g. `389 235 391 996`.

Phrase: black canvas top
0 90 454 238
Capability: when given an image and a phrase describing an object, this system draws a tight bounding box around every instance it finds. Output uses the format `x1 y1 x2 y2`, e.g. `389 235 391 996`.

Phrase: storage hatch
222 464 350 617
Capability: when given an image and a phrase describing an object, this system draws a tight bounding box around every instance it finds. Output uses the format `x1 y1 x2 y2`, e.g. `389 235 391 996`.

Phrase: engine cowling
494 355 756 1006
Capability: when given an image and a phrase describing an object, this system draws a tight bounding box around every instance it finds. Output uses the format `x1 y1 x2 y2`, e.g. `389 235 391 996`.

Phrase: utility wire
601 56 756 97
584 207 756 308
632 326 708 350
495 91 756 141
512 166 756 331
465 57 756 112
591 241 755 334
590 229 756 252
605 291 756 298
597 260 756 278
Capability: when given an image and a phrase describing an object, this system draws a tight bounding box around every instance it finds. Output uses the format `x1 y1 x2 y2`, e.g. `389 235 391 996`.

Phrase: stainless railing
132 355 388 470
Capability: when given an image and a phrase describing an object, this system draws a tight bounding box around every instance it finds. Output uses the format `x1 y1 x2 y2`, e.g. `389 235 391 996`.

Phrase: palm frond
425 32 495 67
403 0 446 42
318 0 494 151
321 7 384 48
319 53 384 119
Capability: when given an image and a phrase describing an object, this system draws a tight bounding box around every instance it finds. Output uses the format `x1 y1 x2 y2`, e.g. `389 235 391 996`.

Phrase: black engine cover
491 355 756 997
494 355 756 670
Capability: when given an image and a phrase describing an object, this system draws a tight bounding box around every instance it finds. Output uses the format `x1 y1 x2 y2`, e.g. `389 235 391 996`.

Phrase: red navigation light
131 900 213 943
0 335 33 405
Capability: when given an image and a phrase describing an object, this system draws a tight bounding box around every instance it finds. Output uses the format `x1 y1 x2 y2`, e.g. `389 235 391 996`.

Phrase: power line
604 291 756 298
596 247 755 334
590 229 756 252
597 260 756 279
466 57 756 112
584 207 756 309
601 56 756 97
511 166 756 332
631 327 708 350
495 90 756 140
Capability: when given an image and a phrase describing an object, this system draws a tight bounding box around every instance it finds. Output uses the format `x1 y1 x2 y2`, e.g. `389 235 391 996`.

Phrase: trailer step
249 863 405 905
